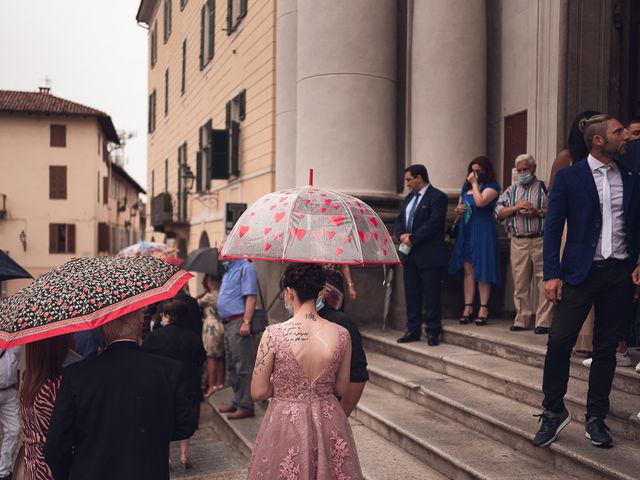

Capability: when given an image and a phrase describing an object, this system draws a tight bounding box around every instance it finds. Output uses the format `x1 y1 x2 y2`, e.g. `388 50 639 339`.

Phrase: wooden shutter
211 129 229 179
200 5 205 69
50 125 66 147
181 39 187 94
98 222 110 252
49 166 67 199
208 0 215 60
238 89 246 120
240 0 247 18
225 101 231 128
226 0 233 34
230 121 240 176
103 176 109 204
66 224 76 254
196 151 203 192
49 224 59 253
503 110 527 188
164 68 169 116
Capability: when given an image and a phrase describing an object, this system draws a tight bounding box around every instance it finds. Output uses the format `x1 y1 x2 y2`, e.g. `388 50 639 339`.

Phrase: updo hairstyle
280 263 326 303
162 299 189 326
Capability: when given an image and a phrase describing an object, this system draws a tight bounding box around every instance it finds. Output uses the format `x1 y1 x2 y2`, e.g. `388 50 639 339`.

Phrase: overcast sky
0 0 148 186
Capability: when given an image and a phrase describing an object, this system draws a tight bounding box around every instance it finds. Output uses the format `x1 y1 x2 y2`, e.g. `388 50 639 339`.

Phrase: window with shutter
103 176 109 204
181 39 187 95
164 0 172 43
238 89 246 120
199 5 205 69
50 125 66 147
98 222 110 252
164 159 169 192
164 69 169 116
49 166 67 199
230 121 240 176
211 129 229 179
49 224 58 254
207 0 215 61
180 0 188 10
49 224 76 254
67 224 76 254
151 21 158 68
196 151 203 192
200 0 215 70
227 0 247 34
148 91 157 133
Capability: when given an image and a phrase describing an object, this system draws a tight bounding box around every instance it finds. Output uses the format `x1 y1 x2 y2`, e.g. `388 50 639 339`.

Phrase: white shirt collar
413 184 429 198
587 153 615 172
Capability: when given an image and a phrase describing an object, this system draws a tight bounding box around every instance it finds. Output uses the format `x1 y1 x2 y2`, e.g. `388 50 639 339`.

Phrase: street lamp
180 164 195 192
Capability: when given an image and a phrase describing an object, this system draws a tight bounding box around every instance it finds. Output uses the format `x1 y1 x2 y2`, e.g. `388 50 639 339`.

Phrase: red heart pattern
275 212 285 222
239 226 250 237
331 215 345 226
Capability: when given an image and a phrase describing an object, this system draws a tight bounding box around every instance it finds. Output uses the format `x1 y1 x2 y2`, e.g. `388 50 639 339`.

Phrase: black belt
513 232 543 238
592 258 626 268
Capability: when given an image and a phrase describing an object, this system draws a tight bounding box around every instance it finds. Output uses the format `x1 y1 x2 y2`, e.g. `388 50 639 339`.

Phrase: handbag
445 215 460 244
250 278 268 335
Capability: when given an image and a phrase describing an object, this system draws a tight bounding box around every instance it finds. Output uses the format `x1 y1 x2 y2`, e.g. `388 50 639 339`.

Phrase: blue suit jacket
543 158 640 285
394 185 448 269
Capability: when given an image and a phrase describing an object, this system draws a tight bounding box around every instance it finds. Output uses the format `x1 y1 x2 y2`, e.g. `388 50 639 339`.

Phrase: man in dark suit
533 114 640 449
44 309 196 480
395 164 449 346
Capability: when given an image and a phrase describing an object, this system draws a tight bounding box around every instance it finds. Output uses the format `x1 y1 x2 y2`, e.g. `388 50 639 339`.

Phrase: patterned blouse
21 377 61 480
494 178 548 237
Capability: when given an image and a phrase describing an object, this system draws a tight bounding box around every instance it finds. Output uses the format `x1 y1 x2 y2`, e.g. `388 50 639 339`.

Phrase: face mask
315 297 325 312
518 171 534 185
221 260 230 271
283 289 294 318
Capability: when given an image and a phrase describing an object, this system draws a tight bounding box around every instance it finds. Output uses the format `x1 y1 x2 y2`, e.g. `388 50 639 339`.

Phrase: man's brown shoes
218 404 237 413
227 409 255 420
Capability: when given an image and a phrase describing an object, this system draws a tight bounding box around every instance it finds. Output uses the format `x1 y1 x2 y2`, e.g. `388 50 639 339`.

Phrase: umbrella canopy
181 248 222 275
117 241 176 258
220 186 400 265
0 256 191 348
0 251 32 282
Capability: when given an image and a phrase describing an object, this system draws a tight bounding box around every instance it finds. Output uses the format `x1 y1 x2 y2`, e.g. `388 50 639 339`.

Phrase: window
50 124 66 147
226 0 247 35
103 176 109 204
181 39 187 95
49 224 76 254
98 222 110 253
226 90 246 177
164 68 169 116
151 169 155 197
180 0 188 10
177 142 187 220
197 120 212 191
200 0 215 69
164 158 169 192
150 21 158 68
49 166 67 199
163 0 172 43
148 90 157 133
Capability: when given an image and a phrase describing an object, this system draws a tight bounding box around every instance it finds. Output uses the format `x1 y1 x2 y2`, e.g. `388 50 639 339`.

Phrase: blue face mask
283 292 325 318
518 171 534 185
221 260 230 271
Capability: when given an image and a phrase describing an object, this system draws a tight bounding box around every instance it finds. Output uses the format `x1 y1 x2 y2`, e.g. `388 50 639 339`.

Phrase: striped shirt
494 178 547 237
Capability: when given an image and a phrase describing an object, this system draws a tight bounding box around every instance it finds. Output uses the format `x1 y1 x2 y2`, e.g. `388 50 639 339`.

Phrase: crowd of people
394 113 640 450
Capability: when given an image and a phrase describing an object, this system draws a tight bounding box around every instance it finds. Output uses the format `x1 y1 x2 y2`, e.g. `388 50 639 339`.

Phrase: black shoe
534 327 550 335
509 325 527 332
426 333 440 346
459 304 474 324
532 408 570 447
585 417 613 448
397 332 420 343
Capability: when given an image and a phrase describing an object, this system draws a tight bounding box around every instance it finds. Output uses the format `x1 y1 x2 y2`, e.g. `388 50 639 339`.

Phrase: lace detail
279 446 301 480
330 431 351 480
321 400 334 420
283 403 302 424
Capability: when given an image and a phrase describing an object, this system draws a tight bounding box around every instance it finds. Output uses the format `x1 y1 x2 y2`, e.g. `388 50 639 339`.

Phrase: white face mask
283 290 325 318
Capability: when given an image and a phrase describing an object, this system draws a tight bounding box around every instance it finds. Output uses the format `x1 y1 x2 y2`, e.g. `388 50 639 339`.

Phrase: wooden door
503 111 527 189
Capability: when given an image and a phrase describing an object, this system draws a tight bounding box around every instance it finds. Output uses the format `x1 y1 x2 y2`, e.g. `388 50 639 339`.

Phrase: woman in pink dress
248 263 362 479
20 334 76 480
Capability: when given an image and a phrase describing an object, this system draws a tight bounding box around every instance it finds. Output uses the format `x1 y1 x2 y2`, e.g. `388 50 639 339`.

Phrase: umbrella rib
335 192 365 265
281 192 294 263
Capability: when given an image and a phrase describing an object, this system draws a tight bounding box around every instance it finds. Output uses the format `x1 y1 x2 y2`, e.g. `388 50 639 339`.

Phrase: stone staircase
206 318 640 479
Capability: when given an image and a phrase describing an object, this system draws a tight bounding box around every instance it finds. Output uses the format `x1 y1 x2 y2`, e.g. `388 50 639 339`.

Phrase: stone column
296 0 397 195
411 0 487 194
275 0 298 190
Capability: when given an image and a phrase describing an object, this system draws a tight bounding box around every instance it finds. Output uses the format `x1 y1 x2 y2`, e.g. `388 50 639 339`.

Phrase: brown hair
462 156 497 192
580 114 613 150
161 299 189 327
20 334 74 408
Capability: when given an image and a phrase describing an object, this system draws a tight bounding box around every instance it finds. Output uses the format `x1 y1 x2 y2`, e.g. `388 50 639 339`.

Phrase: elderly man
44 310 195 480
495 154 552 334
217 258 258 419
0 348 20 480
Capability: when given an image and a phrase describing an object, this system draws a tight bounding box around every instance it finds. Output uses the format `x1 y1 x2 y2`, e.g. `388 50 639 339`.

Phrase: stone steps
360 327 640 442
364 351 640 480
354 382 581 480
206 386 444 479
440 319 640 396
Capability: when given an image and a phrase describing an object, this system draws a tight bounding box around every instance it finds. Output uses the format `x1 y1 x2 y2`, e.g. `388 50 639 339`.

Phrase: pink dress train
247 323 363 480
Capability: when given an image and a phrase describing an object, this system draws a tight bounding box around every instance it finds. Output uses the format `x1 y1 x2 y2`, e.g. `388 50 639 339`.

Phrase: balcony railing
150 192 188 227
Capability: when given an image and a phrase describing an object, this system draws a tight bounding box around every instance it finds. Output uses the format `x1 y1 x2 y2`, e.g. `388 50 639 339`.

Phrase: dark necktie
407 192 421 231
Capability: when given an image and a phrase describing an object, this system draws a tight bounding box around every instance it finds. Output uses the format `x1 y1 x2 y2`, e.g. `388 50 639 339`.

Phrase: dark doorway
503 110 527 189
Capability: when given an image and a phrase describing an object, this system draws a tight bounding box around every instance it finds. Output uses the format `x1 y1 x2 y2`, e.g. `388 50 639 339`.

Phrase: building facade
136 0 276 258
0 89 144 296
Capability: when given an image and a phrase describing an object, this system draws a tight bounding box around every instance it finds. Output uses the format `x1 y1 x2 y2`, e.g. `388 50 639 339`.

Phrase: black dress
142 324 207 426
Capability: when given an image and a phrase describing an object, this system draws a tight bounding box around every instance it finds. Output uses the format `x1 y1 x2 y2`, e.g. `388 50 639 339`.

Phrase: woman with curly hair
247 263 362 479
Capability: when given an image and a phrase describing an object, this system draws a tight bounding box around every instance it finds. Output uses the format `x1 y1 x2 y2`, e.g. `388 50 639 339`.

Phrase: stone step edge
440 327 640 395
362 330 640 426
366 361 635 480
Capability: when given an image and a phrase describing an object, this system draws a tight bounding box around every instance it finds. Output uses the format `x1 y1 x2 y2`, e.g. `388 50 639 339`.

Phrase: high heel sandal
475 304 489 325
459 304 474 324
180 458 193 470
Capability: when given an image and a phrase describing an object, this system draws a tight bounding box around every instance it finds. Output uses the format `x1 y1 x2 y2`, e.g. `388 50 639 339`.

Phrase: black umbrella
0 251 32 282
181 248 222 276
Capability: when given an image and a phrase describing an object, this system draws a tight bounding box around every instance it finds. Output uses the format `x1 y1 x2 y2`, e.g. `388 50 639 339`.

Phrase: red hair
463 156 497 191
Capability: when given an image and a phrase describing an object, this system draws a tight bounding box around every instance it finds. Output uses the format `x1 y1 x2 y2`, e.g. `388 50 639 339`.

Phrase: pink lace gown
248 323 363 480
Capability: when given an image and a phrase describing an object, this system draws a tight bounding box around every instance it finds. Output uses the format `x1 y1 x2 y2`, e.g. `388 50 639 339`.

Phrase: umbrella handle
309 168 313 186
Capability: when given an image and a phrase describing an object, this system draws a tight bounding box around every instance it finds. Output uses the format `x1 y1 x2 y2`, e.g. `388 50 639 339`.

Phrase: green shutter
200 6 205 69
240 0 248 18
230 121 240 176
196 151 203 192
225 101 231 128
238 89 246 120
211 129 229 179
208 0 215 60
226 0 233 34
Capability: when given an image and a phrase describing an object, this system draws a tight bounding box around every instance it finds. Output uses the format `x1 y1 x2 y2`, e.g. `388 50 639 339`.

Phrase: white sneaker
582 351 632 367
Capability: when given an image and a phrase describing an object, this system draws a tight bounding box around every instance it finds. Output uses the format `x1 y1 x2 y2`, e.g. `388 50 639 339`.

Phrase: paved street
169 403 247 480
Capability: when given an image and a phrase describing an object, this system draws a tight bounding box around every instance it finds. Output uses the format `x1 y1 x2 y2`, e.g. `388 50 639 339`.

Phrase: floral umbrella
0 256 191 348
220 186 400 265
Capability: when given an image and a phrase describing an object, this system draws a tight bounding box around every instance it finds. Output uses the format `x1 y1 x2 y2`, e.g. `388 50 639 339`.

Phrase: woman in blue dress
449 156 501 325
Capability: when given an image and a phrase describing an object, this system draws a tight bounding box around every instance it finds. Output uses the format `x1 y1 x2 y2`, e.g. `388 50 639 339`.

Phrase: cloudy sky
0 0 148 186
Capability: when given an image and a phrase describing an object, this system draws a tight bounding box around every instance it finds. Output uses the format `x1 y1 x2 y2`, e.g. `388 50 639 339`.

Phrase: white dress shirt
0 348 19 389
404 184 429 230
587 154 628 260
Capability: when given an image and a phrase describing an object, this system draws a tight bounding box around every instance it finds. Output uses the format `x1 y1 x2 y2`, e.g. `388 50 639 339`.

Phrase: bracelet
347 282 354 287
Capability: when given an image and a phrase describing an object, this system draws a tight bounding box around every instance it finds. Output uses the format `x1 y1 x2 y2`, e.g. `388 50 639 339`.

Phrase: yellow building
136 0 276 255
0 88 144 296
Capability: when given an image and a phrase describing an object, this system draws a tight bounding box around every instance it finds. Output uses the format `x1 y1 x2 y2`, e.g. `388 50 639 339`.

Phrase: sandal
180 458 193 470
459 304 474 324
475 304 489 325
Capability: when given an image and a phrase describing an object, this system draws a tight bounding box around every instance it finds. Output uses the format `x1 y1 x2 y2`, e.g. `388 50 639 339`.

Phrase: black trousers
403 259 443 335
541 260 633 418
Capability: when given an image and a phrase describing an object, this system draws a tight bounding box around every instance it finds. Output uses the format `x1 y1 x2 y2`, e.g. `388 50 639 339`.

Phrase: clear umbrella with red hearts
220 182 400 265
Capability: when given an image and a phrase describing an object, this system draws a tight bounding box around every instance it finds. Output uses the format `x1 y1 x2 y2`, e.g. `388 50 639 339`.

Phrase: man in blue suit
395 164 448 346
533 114 640 449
